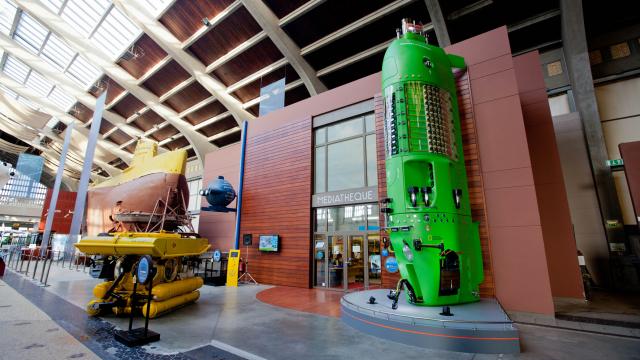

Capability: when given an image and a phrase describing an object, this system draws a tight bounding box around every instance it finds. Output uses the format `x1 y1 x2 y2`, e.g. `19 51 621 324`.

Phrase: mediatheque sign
312 187 378 207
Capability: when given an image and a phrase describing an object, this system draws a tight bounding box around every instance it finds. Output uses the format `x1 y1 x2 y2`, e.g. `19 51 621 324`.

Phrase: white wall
595 77 640 225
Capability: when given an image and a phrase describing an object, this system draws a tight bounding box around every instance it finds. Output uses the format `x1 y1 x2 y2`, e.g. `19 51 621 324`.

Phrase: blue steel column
41 122 75 251
66 92 107 253
233 120 248 250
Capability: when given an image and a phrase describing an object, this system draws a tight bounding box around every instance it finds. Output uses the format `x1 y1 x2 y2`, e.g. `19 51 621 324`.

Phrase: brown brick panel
239 119 312 288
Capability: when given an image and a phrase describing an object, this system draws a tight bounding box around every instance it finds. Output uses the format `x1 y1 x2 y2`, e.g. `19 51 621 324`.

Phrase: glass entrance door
314 232 382 290
328 235 345 289
313 234 327 287
346 235 365 290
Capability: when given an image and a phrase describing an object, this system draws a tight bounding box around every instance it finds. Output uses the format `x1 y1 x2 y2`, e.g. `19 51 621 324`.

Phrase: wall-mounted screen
259 235 279 252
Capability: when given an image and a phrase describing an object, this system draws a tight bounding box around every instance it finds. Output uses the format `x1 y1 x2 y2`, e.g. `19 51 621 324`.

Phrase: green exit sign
606 159 624 167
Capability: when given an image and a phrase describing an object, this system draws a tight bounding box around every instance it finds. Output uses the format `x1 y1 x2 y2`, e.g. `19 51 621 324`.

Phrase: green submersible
381 19 483 309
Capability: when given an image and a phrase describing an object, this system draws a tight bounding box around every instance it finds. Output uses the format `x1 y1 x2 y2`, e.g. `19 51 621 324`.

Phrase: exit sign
606 159 624 167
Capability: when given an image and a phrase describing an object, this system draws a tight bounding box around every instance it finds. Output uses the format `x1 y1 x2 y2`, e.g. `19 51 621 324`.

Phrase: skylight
60 0 111 37
24 69 53 96
41 0 65 14
0 83 19 98
48 86 75 111
90 6 142 59
2 55 77 113
40 33 75 71
65 53 102 88
0 0 18 36
13 12 49 54
142 0 174 17
3 55 30 83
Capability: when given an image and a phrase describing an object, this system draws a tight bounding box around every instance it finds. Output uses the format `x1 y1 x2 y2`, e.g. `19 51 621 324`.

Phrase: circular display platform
341 289 520 354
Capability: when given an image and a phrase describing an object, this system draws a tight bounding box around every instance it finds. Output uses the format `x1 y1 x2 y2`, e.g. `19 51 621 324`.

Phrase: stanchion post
43 253 54 287
32 252 40 280
25 251 33 275
19 249 25 273
40 249 50 283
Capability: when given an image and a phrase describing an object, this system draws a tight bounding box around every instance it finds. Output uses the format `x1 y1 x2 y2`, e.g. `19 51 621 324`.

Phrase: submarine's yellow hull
75 232 209 259
76 232 209 318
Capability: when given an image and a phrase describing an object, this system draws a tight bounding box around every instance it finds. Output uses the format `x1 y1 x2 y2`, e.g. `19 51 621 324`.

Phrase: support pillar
66 92 107 253
41 122 74 251
560 0 629 288
424 0 451 47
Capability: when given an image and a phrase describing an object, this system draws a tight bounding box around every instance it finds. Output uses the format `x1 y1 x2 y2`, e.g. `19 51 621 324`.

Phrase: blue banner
16 153 44 197
16 153 43 183
259 77 286 117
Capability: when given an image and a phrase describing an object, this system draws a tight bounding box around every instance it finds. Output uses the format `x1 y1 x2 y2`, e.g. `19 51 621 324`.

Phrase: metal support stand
238 244 257 285
114 256 160 347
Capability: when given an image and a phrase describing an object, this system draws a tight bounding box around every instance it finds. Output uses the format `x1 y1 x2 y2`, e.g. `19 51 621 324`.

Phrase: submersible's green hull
381 22 483 306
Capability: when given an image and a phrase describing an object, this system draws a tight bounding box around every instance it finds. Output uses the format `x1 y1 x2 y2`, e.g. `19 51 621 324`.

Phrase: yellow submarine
75 139 209 318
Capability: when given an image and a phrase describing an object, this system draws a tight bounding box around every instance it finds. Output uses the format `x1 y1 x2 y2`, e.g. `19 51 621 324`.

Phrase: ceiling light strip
193 111 231 131
317 39 394 76
158 77 196 102
205 32 267 73
227 58 288 93
300 0 415 56
208 126 240 142
278 0 325 26
178 96 217 118
136 55 173 85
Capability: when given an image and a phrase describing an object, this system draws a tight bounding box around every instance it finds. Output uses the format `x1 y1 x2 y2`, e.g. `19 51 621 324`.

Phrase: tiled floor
256 286 343 317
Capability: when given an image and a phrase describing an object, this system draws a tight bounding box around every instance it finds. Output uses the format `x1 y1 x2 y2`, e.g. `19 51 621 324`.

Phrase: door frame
313 231 378 291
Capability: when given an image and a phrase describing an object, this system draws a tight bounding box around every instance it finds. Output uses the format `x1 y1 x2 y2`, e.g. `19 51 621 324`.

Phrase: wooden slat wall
239 118 312 288
377 73 495 297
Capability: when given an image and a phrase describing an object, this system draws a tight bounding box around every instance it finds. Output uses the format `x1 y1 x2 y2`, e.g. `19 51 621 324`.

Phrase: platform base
114 328 160 347
341 289 520 354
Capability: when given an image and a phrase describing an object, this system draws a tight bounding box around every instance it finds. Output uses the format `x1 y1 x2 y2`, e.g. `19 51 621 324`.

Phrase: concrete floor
0 279 99 360
2 262 640 359
555 290 640 326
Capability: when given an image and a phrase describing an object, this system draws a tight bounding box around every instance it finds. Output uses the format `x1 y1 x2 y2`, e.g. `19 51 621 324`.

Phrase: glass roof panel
3 55 30 83
143 0 174 17
0 83 19 98
25 69 54 96
65 54 101 88
41 0 65 14
13 12 49 53
0 0 18 36
16 96 37 109
40 33 76 71
48 86 75 111
60 0 111 36
90 6 141 60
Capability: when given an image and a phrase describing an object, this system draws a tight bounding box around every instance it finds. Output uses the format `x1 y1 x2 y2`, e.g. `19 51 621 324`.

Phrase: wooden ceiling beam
114 0 254 128
14 0 218 165
241 0 327 96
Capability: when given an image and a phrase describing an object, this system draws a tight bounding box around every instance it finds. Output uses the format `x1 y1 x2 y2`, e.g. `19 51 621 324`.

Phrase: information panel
226 249 241 287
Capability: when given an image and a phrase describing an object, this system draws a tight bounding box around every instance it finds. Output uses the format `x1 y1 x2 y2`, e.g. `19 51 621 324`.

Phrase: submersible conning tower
382 19 483 307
